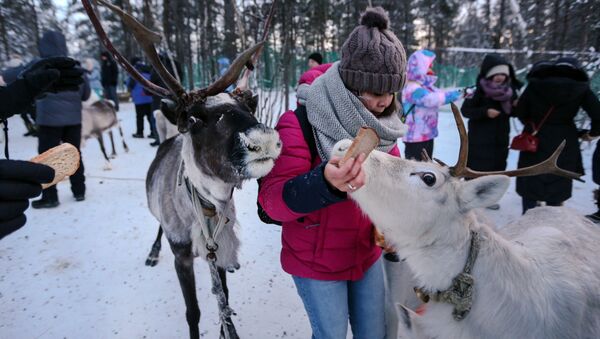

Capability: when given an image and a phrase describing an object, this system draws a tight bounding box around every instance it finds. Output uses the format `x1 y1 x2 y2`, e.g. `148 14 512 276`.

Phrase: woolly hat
339 7 407 94
308 52 323 65
485 64 510 78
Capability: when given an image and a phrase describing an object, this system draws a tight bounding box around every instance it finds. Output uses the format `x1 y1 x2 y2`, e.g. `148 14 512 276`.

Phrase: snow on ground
0 101 597 338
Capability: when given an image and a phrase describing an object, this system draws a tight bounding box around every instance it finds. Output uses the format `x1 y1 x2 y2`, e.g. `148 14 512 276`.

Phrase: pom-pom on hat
339 7 407 94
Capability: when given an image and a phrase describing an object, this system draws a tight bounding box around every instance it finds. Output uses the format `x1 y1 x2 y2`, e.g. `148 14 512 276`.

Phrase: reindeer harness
177 160 236 333
414 231 481 321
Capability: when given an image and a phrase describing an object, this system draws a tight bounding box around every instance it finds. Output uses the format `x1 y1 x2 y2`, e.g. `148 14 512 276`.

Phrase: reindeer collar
414 231 481 321
177 160 218 216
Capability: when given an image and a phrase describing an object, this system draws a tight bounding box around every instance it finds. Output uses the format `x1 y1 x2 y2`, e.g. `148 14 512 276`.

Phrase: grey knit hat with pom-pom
339 7 407 94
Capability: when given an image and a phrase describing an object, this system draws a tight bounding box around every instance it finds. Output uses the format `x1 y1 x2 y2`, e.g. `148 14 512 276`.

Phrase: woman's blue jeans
292 258 386 339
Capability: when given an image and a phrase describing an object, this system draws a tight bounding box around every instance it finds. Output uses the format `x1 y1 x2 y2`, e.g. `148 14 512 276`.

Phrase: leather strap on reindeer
414 231 481 321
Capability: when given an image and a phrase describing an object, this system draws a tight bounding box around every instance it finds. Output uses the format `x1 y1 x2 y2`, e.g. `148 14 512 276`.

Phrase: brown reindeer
82 1 279 338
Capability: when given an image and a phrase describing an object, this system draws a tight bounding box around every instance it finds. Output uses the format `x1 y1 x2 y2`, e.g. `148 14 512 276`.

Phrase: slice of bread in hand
340 127 380 165
30 143 80 189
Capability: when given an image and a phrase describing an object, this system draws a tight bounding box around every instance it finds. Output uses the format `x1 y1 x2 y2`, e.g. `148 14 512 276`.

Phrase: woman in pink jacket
258 7 407 339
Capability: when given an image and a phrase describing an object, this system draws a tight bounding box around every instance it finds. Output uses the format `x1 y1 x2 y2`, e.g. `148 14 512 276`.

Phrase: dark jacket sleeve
282 162 346 214
80 75 91 101
110 62 119 84
461 90 488 120
0 79 37 119
126 77 135 92
514 87 533 126
581 88 600 136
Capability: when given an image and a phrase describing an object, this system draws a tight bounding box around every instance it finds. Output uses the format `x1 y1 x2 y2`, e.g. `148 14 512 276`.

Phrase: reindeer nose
243 124 281 153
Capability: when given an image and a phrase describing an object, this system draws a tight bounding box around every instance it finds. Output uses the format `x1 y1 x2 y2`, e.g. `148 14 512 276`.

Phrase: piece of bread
30 143 80 189
341 127 380 165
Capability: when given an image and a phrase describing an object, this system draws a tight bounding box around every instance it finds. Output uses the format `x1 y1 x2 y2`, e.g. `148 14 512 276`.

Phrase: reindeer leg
170 240 200 339
145 226 163 266
108 130 117 158
208 262 239 339
217 267 239 339
97 135 112 170
117 122 129 153
97 135 110 161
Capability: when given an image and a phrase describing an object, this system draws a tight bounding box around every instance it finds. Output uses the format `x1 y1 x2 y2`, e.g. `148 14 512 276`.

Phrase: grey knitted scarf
306 62 406 160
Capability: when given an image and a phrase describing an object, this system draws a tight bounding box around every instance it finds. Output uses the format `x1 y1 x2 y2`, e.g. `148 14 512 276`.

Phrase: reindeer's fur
145 92 280 338
147 136 240 268
147 94 280 263
81 92 128 167
154 109 178 143
332 140 600 339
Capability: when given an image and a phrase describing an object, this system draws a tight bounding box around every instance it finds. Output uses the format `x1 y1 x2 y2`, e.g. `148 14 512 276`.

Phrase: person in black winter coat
0 56 84 239
461 54 522 209
100 51 119 111
588 143 600 222
515 57 600 214
32 30 91 209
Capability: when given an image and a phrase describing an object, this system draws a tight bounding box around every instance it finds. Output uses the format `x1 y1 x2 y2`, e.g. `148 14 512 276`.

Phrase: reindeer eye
411 171 437 187
188 116 198 125
421 172 436 186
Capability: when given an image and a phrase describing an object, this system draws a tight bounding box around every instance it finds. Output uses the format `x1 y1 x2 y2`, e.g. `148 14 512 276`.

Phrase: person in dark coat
588 142 600 222
461 54 522 209
515 57 600 214
32 30 90 209
0 56 83 238
100 51 119 111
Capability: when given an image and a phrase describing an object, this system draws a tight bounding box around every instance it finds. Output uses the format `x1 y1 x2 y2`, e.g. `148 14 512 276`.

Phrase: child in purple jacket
401 49 461 160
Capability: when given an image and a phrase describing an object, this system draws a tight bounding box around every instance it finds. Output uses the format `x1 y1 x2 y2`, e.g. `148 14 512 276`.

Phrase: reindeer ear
232 90 258 114
247 94 259 114
457 175 509 211
160 99 179 125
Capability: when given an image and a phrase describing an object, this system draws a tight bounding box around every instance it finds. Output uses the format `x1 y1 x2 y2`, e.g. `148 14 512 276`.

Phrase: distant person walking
32 30 90 208
100 51 119 111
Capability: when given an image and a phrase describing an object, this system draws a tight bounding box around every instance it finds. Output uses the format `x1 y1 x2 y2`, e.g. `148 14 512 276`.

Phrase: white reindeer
332 104 600 339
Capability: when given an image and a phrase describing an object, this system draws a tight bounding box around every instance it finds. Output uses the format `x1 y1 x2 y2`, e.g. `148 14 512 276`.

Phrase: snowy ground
0 101 597 338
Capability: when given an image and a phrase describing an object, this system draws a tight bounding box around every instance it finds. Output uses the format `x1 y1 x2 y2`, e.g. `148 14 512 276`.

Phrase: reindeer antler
448 103 583 182
83 0 265 108
82 0 172 98
234 0 277 92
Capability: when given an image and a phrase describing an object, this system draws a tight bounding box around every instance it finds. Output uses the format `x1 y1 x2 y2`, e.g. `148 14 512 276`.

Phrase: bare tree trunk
493 0 506 49
115 0 136 60
550 0 561 50
559 2 569 49
223 0 238 61
28 0 40 50
0 4 10 60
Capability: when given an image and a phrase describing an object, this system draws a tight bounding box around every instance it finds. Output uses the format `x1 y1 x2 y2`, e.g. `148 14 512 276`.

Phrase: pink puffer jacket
258 110 400 281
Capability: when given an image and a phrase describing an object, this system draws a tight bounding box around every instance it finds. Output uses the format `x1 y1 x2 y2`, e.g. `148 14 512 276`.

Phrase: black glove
0 160 54 240
19 57 85 95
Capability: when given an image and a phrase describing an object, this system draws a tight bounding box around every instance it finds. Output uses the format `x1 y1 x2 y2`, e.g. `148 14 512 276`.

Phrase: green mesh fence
180 50 598 94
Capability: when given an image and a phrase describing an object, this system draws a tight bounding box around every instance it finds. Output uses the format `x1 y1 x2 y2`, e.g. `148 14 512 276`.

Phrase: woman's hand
487 108 501 118
324 153 367 193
